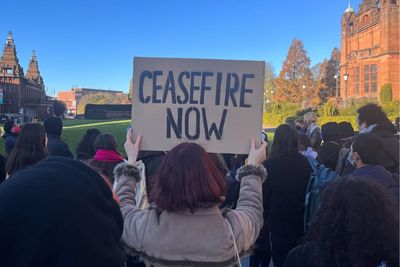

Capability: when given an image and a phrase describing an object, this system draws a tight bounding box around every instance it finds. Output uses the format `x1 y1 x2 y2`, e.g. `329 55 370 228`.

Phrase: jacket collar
47 133 61 139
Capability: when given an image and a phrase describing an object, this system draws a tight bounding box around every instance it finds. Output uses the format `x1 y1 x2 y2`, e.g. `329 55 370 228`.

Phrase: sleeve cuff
236 164 267 183
113 162 141 183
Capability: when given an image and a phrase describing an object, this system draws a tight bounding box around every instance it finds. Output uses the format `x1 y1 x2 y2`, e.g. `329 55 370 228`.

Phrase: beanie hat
44 117 63 136
0 157 125 267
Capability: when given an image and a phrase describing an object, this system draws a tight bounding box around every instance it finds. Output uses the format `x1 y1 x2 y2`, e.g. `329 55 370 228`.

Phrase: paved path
63 119 130 129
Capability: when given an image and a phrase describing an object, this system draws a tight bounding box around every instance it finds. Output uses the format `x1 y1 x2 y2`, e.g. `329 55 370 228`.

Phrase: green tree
53 100 67 117
274 39 318 108
316 48 340 104
380 83 393 103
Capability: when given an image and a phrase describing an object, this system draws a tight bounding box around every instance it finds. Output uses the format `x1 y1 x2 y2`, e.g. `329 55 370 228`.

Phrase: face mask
347 152 357 168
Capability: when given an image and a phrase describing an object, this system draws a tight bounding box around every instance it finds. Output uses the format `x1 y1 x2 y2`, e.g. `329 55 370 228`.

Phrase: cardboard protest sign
132 57 264 154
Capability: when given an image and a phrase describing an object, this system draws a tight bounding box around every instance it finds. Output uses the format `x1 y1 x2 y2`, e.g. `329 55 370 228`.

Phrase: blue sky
0 0 362 95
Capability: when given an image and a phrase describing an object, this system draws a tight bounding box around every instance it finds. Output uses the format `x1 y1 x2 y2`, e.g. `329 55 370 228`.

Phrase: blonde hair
304 112 317 123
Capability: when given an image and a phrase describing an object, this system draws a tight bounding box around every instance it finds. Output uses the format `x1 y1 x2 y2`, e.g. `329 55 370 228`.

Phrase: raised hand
124 128 142 166
247 137 268 166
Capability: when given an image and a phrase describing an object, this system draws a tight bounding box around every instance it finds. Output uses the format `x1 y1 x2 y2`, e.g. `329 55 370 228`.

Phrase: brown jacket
113 163 267 267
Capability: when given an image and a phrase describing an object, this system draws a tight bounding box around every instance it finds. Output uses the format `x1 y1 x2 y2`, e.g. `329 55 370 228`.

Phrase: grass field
0 119 274 157
62 119 131 154
0 119 131 156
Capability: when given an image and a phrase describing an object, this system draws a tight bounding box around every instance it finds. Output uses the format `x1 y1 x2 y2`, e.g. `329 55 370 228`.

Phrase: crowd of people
0 102 398 267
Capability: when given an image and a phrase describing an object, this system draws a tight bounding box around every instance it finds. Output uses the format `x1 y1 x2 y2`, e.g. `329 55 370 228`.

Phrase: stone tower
0 31 52 118
26 50 44 87
0 31 24 78
340 0 400 100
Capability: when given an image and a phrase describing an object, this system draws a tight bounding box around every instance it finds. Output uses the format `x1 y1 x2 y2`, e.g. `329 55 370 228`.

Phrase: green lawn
62 120 131 155
0 119 274 157
0 119 132 156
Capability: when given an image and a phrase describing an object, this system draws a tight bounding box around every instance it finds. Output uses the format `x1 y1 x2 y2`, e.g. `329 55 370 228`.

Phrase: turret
0 31 24 77
26 50 44 87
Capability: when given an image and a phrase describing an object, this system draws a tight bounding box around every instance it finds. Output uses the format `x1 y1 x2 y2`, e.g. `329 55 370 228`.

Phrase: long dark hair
270 124 299 158
309 176 399 267
152 143 225 212
6 123 48 175
75 128 101 160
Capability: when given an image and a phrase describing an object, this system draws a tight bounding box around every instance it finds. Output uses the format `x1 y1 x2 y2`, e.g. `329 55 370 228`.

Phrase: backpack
304 156 339 231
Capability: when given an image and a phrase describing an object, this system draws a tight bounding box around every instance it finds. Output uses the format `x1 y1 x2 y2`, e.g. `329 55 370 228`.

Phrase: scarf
307 123 319 136
94 149 124 162
359 124 377 134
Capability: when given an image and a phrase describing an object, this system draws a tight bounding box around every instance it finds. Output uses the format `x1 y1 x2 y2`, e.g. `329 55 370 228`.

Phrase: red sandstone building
0 32 53 119
57 88 124 115
340 0 399 102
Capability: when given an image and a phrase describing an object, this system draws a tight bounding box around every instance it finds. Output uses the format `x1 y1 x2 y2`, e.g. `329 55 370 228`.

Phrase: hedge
263 101 399 128
380 83 393 103
263 113 397 129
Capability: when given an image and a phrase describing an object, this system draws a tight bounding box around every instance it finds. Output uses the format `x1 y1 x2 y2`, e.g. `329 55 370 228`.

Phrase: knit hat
44 116 63 136
0 157 125 267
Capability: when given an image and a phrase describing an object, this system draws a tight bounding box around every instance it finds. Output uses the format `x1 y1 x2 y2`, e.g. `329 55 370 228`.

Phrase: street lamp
334 73 339 98
302 84 306 109
343 73 349 107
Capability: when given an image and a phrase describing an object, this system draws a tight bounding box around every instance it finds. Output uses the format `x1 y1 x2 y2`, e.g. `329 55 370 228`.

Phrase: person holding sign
113 129 267 266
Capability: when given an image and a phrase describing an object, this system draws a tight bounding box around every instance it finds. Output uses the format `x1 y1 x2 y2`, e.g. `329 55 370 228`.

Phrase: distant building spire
345 0 355 13
31 50 36 61
26 50 44 87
